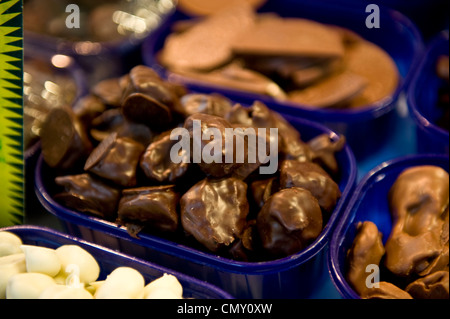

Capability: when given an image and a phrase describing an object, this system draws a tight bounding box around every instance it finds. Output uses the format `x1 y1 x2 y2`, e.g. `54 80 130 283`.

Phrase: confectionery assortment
0 231 184 299
39 65 345 262
346 166 449 299
3 0 448 300
158 1 399 109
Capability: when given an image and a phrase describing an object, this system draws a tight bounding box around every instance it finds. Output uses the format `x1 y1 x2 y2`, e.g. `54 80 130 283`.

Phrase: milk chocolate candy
180 177 249 252
117 186 180 236
406 271 449 299
177 0 266 16
385 166 449 277
231 17 345 59
346 222 386 297
344 40 399 108
183 113 239 178
257 187 323 258
40 107 93 171
140 131 190 183
159 2 256 72
288 71 368 109
84 132 146 187
364 282 413 300
280 160 341 213
122 93 173 131
54 174 120 220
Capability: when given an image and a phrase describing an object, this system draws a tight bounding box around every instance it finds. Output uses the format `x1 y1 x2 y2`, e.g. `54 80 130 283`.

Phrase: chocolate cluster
346 166 449 299
41 65 345 261
158 2 399 110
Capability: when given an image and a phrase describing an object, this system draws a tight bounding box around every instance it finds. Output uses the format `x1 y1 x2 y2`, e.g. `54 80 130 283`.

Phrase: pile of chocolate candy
40 65 345 262
158 1 399 109
346 166 449 299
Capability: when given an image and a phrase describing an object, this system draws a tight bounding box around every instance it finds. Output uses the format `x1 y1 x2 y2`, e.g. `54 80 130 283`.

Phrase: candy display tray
34 112 357 300
1 225 233 299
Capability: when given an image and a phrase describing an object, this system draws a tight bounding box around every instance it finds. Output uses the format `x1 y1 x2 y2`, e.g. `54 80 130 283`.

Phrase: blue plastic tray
35 113 357 299
1 225 233 299
328 154 449 299
408 31 449 155
142 0 424 159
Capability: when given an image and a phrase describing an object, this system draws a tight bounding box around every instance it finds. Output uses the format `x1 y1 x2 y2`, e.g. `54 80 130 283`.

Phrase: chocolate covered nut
122 93 173 130
84 132 146 187
159 2 256 72
406 271 449 299
364 282 413 300
280 160 341 213
92 77 124 107
180 93 233 118
346 222 386 297
180 177 249 252
73 94 107 129
250 177 279 209
308 134 346 176
385 166 449 277
117 186 180 236
257 187 323 258
54 173 120 220
40 107 93 171
128 65 180 110
140 131 190 183
183 113 239 178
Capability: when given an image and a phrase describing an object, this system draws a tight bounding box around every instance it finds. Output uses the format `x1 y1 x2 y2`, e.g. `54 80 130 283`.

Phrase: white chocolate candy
143 274 183 299
0 253 26 299
55 245 100 284
21 245 61 277
94 267 145 299
0 232 23 257
7 273 56 299
39 284 94 299
145 287 182 299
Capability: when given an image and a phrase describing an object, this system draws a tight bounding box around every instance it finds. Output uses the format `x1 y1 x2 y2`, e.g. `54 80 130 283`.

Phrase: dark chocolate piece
84 132 146 187
122 92 173 130
54 173 120 220
140 131 190 183
180 93 233 117
279 160 341 213
117 185 180 235
92 77 124 107
180 177 249 252
40 107 93 170
256 187 323 258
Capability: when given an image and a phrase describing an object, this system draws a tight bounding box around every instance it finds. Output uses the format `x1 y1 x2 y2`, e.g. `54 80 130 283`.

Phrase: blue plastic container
24 0 177 85
142 0 424 159
1 225 233 299
408 31 449 156
328 154 449 299
35 114 357 299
